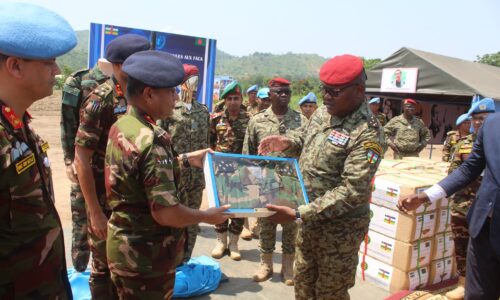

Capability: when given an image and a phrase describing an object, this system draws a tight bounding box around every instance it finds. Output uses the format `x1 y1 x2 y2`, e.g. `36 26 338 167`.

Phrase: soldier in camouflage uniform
384 99 430 159
61 66 108 272
105 50 228 299
368 97 387 126
209 81 251 261
246 84 259 115
74 34 150 298
158 64 210 262
444 100 495 300
0 3 75 297
298 92 318 120
259 55 384 300
243 77 307 285
441 113 471 162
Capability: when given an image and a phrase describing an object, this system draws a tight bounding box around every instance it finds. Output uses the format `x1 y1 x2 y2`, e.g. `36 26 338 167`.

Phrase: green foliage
54 65 74 90
362 58 382 70
476 52 500 67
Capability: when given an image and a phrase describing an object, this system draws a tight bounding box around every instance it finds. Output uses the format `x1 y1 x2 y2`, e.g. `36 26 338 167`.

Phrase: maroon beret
183 64 199 81
268 77 290 87
404 98 417 106
319 54 364 86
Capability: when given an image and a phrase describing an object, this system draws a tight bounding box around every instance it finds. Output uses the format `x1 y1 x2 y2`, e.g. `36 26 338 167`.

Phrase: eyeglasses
321 83 358 97
270 88 291 96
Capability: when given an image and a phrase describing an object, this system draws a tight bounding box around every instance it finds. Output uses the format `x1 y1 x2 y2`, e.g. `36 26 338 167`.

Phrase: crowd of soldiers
1 2 492 300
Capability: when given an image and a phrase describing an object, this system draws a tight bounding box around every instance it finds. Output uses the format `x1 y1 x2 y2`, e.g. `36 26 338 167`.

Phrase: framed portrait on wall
204 152 309 217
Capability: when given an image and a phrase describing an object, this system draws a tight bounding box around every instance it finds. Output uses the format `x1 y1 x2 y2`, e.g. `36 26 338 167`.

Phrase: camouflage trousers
258 217 297 254
393 151 420 160
295 215 370 300
178 187 203 261
111 270 175 300
88 208 118 299
450 197 472 277
215 218 244 234
70 183 90 272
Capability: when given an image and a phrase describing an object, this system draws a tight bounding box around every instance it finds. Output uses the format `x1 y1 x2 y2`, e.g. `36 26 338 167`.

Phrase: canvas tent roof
366 47 500 105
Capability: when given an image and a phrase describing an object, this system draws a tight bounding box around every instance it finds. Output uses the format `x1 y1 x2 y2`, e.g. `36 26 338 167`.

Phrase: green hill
57 30 328 80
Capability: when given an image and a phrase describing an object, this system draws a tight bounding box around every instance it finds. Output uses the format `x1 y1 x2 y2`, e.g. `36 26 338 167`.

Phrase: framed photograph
204 152 309 217
380 67 419 93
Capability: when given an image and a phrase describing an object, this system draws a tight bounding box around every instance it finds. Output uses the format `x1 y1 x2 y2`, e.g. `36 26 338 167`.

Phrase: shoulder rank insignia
368 114 379 128
2 106 23 129
327 130 350 147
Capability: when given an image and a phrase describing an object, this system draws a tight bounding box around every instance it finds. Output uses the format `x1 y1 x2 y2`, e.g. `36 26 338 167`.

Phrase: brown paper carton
435 207 452 234
433 231 455 260
360 229 432 271
370 203 437 243
429 256 457 284
357 253 429 292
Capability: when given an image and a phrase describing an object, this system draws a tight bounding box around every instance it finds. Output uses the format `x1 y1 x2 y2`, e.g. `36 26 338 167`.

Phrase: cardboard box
429 256 457 284
360 230 432 271
371 174 438 214
440 197 449 208
435 207 452 234
433 231 455 260
357 253 429 292
370 203 437 242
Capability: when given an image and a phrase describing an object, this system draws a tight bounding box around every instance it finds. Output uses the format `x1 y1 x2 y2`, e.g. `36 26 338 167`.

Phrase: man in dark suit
399 98 499 300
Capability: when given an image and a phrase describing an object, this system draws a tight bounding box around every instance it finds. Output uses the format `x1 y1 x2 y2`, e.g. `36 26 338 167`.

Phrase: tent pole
429 143 433 159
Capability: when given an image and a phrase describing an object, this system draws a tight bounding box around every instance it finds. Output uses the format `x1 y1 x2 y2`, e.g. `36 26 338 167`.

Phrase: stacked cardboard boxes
357 159 456 293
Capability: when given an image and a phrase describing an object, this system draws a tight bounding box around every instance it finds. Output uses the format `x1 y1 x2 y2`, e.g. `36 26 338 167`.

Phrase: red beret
319 54 364 86
403 98 417 106
268 77 290 87
183 64 199 81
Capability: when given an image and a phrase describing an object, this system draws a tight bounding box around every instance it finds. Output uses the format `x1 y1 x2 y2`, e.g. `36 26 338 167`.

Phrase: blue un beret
105 34 151 64
247 84 258 93
0 2 76 59
468 98 496 116
298 92 318 106
257 88 270 99
122 50 184 88
368 97 381 104
456 113 471 126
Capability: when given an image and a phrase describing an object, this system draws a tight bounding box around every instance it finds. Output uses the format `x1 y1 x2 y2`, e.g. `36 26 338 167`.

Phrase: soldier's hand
388 142 399 154
265 204 295 224
202 205 230 225
258 135 291 155
89 210 108 240
65 163 78 183
186 148 214 168
397 193 429 213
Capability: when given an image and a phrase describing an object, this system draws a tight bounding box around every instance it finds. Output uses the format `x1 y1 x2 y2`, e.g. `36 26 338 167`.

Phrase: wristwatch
295 209 303 224
182 153 190 168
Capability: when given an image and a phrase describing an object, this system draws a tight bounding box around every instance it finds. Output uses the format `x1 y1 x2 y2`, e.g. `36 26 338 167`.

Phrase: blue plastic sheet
67 256 221 299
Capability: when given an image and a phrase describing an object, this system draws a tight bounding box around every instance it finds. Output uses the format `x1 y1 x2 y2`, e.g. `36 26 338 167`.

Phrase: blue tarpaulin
67 256 222 299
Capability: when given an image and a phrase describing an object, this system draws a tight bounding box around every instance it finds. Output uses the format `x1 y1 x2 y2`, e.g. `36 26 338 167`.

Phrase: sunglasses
321 83 358 97
270 88 291 96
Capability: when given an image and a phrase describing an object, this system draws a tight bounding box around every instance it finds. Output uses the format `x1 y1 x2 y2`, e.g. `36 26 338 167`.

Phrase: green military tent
366 47 500 105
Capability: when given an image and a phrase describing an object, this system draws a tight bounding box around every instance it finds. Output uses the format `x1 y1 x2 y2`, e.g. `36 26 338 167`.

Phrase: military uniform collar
0 100 31 130
111 76 125 99
128 105 156 126
329 101 368 128
223 108 246 119
92 65 109 82
262 107 295 123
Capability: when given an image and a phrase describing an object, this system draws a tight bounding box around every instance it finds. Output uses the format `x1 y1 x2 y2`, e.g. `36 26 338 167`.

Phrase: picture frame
204 152 309 217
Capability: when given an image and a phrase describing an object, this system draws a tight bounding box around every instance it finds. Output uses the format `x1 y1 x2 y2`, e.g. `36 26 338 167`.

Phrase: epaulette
93 83 114 99
210 111 223 120
446 130 458 136
367 114 379 128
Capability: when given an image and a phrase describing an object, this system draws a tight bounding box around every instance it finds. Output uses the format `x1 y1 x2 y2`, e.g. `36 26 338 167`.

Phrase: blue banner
89 23 217 109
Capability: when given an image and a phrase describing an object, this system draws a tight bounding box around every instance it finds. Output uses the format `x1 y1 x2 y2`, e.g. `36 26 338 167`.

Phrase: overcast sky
18 0 500 60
